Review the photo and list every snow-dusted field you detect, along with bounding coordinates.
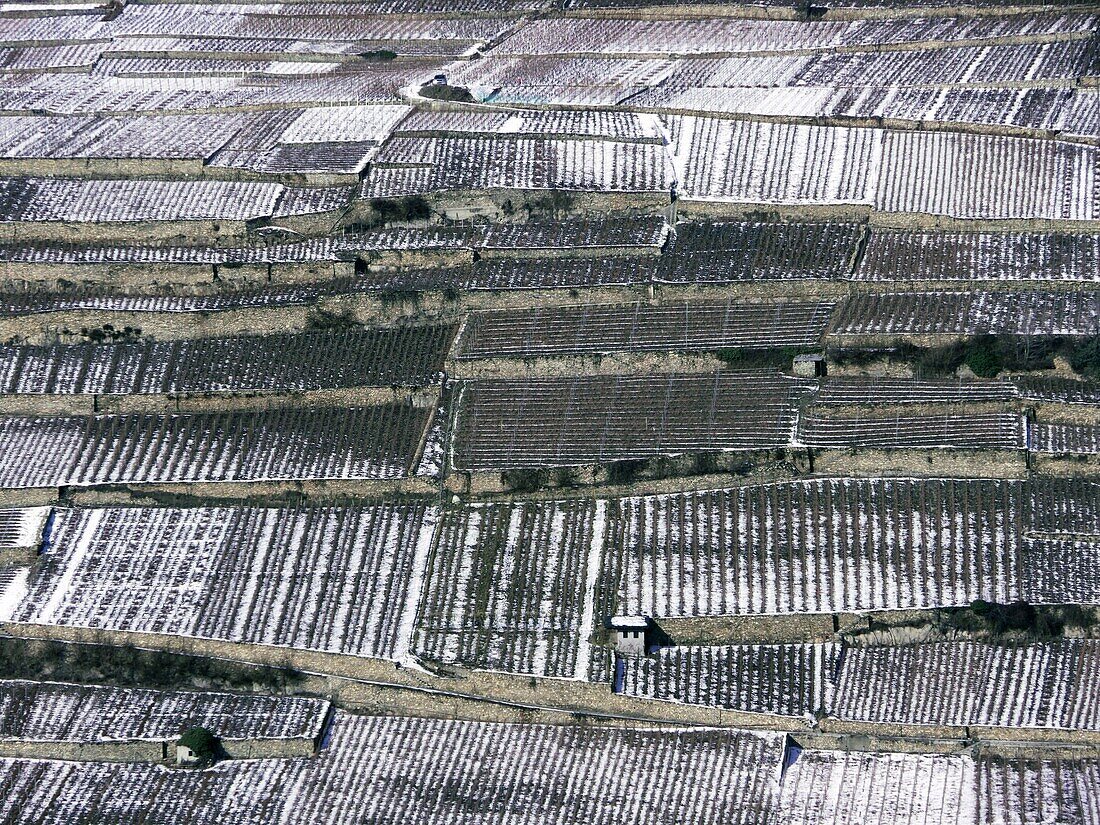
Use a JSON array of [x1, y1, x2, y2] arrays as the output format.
[[856, 231, 1100, 284], [832, 640, 1100, 730], [781, 749, 977, 825], [0, 680, 329, 744], [0, 405, 433, 488], [415, 499, 607, 680], [452, 372, 813, 470], [367, 134, 674, 197], [797, 412, 1027, 451], [3, 505, 438, 662], [0, 507, 48, 551], [669, 116, 1099, 223], [0, 327, 450, 395], [621, 643, 839, 719], [1030, 423, 1100, 456], [454, 299, 837, 358], [834, 291, 1100, 337], [597, 478, 1098, 618], [0, 714, 787, 825]]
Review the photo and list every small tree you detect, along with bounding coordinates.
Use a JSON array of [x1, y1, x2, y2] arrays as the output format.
[[1069, 335, 1100, 381], [177, 727, 219, 765], [964, 335, 1003, 378]]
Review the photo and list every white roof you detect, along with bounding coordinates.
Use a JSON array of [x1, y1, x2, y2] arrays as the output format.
[[610, 615, 649, 629]]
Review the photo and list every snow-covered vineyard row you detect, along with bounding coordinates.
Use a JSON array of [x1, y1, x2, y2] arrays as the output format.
[[453, 300, 837, 358], [0, 711, 1096, 824], [814, 377, 1019, 406], [0, 326, 451, 395], [0, 178, 351, 224], [359, 257, 658, 292], [1030, 422, 1100, 456], [0, 2, 518, 51], [621, 643, 840, 719], [0, 282, 360, 317], [613, 639, 1100, 729], [630, 85, 1097, 138], [596, 479, 1098, 618], [452, 294, 1097, 360], [5, 504, 437, 661], [479, 214, 667, 250], [451, 372, 814, 471], [834, 290, 1100, 337], [0, 680, 329, 744], [0, 714, 786, 825], [781, 750, 977, 825], [398, 109, 664, 144], [3, 222, 1094, 285], [414, 499, 603, 680], [0, 105, 409, 170], [450, 372, 1097, 470], [977, 754, 1100, 825], [0, 215, 655, 270], [833, 640, 1100, 730], [367, 135, 674, 197], [784, 749, 1100, 825], [0, 478, 1094, 675], [491, 14, 1097, 56], [668, 117, 1099, 223], [105, 4, 511, 43], [796, 412, 1027, 451], [0, 507, 46, 551], [856, 230, 1100, 283], [0, 225, 478, 265], [659, 220, 861, 282], [1015, 376, 1100, 406], [0, 69, 423, 115], [646, 41, 1094, 90], [0, 404, 431, 489]]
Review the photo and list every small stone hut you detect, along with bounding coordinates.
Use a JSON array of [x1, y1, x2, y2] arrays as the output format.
[[608, 616, 651, 656]]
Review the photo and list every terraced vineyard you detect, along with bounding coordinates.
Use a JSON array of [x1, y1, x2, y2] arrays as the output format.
[[0, 681, 329, 743], [0, 0, 1098, 819], [656, 221, 861, 283], [797, 412, 1026, 451], [415, 500, 604, 680], [0, 714, 787, 825], [369, 134, 673, 197], [1030, 423, 1100, 455], [595, 479, 1096, 618], [780, 750, 977, 825], [976, 755, 1100, 825], [833, 291, 1100, 337], [814, 378, 1019, 406], [832, 640, 1100, 730], [0, 327, 452, 395], [454, 300, 836, 358], [362, 257, 657, 292], [621, 643, 838, 718], [0, 508, 45, 553], [4, 505, 438, 661], [451, 372, 813, 470], [856, 231, 1100, 283], [480, 215, 667, 251], [0, 405, 434, 488]]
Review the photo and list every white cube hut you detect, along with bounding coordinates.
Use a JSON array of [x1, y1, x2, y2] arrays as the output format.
[[793, 353, 826, 377], [609, 616, 650, 656]]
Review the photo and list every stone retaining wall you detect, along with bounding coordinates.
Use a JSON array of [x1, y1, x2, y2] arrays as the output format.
[[60, 477, 439, 507], [811, 448, 1027, 479], [0, 386, 440, 416]]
